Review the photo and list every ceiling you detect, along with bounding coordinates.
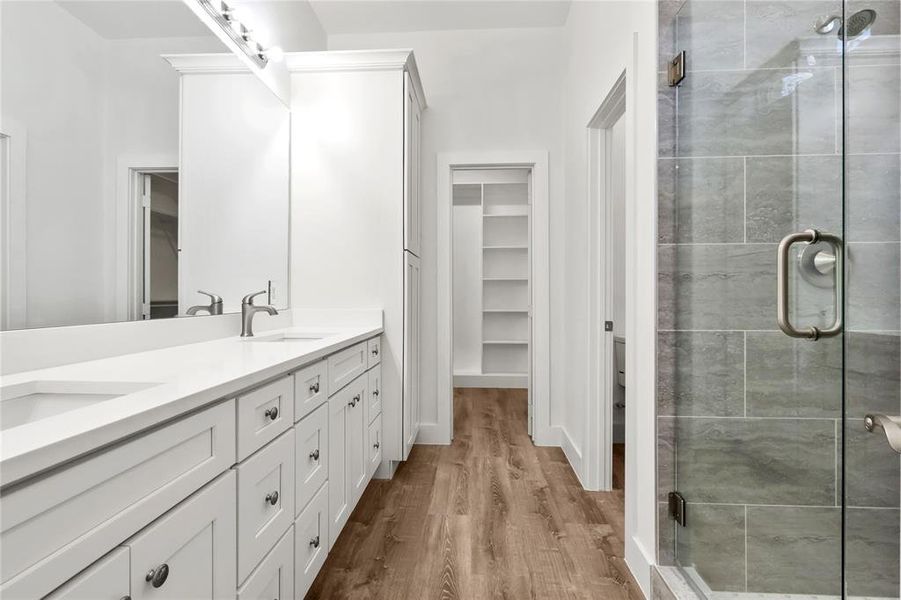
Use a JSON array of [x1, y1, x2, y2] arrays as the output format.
[[57, 1, 217, 40], [308, 0, 572, 35]]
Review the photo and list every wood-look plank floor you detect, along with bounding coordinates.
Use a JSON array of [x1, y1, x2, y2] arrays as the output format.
[[307, 388, 642, 600]]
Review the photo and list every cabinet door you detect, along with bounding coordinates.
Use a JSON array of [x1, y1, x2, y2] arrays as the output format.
[[347, 375, 367, 505], [236, 526, 293, 600], [403, 252, 421, 459], [45, 548, 129, 600], [366, 363, 382, 424], [295, 402, 328, 517], [294, 483, 329, 599], [236, 429, 295, 584], [125, 472, 236, 600], [327, 390, 349, 544], [367, 415, 383, 480], [403, 71, 422, 256]]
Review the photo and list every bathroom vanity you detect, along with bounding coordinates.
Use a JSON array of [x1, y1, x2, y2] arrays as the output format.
[[0, 326, 383, 599]]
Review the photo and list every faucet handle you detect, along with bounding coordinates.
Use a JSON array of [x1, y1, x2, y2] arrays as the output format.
[[196, 290, 222, 304], [242, 290, 268, 306]]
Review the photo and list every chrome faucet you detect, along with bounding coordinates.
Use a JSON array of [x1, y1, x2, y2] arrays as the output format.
[[186, 290, 223, 316], [241, 290, 278, 337]]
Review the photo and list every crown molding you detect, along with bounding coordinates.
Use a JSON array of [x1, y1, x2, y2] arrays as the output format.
[[285, 49, 427, 108], [163, 53, 252, 74]]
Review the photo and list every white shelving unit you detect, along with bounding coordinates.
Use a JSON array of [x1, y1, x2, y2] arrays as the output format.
[[451, 168, 530, 388]]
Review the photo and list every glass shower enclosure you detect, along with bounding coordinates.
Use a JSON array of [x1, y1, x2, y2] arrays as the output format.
[[657, 0, 900, 597]]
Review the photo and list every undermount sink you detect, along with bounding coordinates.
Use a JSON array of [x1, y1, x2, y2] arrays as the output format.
[[247, 332, 335, 343], [0, 380, 159, 431]]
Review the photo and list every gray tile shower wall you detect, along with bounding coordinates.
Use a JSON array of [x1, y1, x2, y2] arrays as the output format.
[[656, 1, 900, 597]]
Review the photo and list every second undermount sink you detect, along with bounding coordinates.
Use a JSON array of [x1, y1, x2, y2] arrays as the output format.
[[0, 380, 159, 431], [247, 332, 335, 343]]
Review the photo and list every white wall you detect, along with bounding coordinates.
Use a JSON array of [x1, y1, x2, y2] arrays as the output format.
[[452, 203, 482, 375], [560, 1, 658, 593], [328, 27, 566, 431]]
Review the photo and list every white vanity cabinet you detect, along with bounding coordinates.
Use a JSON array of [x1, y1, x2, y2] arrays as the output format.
[[290, 50, 426, 474], [10, 332, 384, 600]]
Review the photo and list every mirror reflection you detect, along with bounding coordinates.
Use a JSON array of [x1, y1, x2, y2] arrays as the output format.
[[0, 0, 290, 331]]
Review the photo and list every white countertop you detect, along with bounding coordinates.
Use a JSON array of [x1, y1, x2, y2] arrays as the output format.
[[0, 324, 382, 488]]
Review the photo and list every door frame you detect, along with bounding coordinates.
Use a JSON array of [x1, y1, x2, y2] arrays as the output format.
[[0, 121, 28, 330], [117, 157, 177, 321], [587, 71, 628, 491], [433, 151, 551, 445]]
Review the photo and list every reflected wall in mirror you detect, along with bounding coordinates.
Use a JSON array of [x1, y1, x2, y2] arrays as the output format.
[[0, 0, 290, 331]]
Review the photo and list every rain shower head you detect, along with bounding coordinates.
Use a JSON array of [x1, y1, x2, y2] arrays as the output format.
[[815, 9, 877, 38]]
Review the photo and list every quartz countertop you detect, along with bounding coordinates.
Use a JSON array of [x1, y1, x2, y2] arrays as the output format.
[[0, 324, 382, 488]]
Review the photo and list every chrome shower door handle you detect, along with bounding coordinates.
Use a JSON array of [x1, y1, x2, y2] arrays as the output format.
[[777, 229, 843, 340], [864, 414, 901, 454]]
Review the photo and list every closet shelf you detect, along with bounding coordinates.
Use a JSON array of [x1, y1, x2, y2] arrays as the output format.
[[482, 340, 528, 345], [483, 308, 528, 313], [482, 277, 528, 281], [483, 212, 528, 218], [482, 245, 528, 250]]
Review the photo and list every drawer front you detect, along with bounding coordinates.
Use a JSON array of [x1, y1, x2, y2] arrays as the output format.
[[0, 400, 235, 600], [327, 342, 367, 396], [367, 415, 383, 479], [236, 429, 295, 584], [367, 363, 382, 424], [45, 547, 129, 600], [237, 376, 294, 461], [367, 336, 382, 368], [126, 471, 236, 600], [294, 359, 327, 421], [294, 483, 329, 600], [237, 525, 294, 600], [295, 402, 328, 518]]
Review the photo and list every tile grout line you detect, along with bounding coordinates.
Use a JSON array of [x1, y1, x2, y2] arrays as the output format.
[[743, 331, 748, 417], [743, 156, 748, 243], [744, 504, 749, 592]]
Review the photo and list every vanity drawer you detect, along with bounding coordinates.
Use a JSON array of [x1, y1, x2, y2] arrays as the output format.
[[294, 359, 327, 421], [236, 375, 294, 461], [367, 415, 383, 478], [295, 402, 328, 518], [236, 428, 295, 584], [237, 525, 294, 600], [327, 342, 367, 396], [367, 336, 382, 368], [45, 547, 130, 600], [367, 363, 382, 424], [0, 400, 235, 600], [294, 482, 329, 600]]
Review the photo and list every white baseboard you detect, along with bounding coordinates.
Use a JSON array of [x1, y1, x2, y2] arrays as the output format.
[[453, 373, 527, 388], [559, 425, 585, 487], [416, 422, 451, 445], [626, 534, 654, 599]]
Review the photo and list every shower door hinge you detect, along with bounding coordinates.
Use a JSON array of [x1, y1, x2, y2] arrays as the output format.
[[668, 491, 687, 527], [668, 51, 686, 87]]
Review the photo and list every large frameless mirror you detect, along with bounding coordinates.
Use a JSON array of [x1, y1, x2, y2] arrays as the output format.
[[0, 0, 290, 331]]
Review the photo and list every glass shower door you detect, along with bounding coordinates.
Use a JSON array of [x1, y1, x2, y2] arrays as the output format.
[[657, 0, 898, 597], [842, 0, 900, 597]]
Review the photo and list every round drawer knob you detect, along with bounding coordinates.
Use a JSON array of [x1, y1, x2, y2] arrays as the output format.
[[121, 596, 132, 600], [264, 406, 279, 420], [372, 347, 379, 355], [309, 448, 320, 461], [145, 564, 169, 588], [373, 389, 379, 397], [265, 490, 279, 505], [309, 382, 320, 394], [373, 441, 380, 449], [309, 535, 320, 548]]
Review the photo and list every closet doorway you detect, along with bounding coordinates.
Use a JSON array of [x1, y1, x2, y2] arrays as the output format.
[[436, 152, 550, 447], [452, 168, 533, 433]]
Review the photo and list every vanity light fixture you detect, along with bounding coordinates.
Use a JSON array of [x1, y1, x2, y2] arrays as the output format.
[[197, 0, 283, 68]]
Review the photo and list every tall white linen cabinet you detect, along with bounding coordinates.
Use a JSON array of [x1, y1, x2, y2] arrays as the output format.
[[288, 50, 425, 476]]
